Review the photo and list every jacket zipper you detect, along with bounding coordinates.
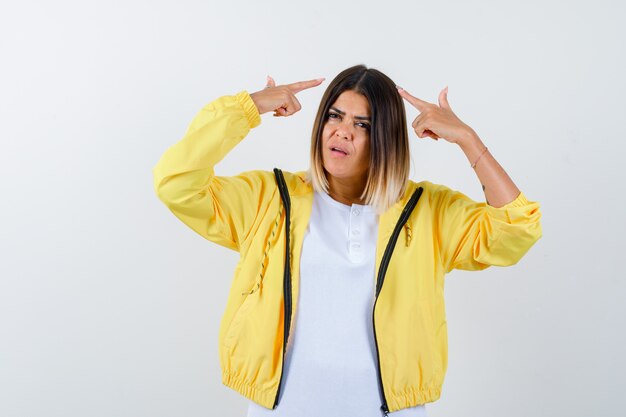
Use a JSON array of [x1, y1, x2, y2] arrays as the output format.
[[272, 168, 423, 413], [272, 168, 292, 409], [373, 187, 423, 416]]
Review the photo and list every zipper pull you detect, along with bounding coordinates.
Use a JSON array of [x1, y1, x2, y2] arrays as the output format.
[[380, 404, 390, 416]]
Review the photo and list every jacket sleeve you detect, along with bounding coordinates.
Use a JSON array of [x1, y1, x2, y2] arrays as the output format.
[[152, 91, 264, 252], [432, 183, 543, 273]]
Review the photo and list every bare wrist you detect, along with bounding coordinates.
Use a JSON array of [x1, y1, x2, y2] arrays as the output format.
[[458, 131, 487, 165]]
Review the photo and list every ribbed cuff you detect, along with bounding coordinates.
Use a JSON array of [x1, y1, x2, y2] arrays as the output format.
[[496, 191, 529, 209], [234, 90, 262, 129], [485, 191, 540, 224]]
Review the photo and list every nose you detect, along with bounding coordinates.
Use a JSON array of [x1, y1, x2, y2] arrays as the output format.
[[335, 120, 354, 140]]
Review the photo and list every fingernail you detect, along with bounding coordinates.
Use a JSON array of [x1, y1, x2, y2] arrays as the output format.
[[316, 77, 326, 81], [396, 85, 403, 90]]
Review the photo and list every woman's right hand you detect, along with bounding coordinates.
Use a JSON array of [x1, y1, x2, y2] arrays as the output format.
[[250, 76, 325, 117]]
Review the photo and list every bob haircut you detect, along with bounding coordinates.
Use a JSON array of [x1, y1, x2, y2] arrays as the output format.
[[305, 64, 411, 215]]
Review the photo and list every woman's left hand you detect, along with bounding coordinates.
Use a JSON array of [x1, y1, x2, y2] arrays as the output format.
[[397, 86, 476, 146]]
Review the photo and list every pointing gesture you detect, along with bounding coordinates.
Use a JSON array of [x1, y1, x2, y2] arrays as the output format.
[[397, 86, 476, 145], [250, 75, 326, 117]]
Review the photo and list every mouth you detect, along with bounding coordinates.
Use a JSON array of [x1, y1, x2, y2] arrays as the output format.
[[329, 145, 349, 156]]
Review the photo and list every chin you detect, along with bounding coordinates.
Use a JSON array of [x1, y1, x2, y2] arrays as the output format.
[[323, 164, 355, 181], [322, 152, 367, 181]]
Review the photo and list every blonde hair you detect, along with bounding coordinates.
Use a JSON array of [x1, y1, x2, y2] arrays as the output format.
[[306, 64, 411, 215]]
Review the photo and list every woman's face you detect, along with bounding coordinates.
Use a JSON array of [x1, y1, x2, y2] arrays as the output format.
[[321, 90, 372, 185]]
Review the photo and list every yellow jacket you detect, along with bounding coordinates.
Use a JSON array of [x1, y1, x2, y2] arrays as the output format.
[[152, 91, 543, 414]]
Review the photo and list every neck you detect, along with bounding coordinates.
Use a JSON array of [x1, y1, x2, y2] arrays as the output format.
[[327, 175, 367, 206]]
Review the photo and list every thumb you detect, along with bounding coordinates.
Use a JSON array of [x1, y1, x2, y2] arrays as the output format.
[[438, 86, 450, 109], [266, 75, 276, 89]]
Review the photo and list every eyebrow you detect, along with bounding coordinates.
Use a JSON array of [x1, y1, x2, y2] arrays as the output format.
[[329, 107, 371, 121]]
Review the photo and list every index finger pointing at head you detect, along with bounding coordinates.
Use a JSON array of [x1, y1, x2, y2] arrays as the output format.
[[287, 78, 326, 94], [397, 87, 429, 111]]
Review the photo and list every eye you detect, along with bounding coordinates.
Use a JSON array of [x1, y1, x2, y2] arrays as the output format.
[[326, 112, 370, 131]]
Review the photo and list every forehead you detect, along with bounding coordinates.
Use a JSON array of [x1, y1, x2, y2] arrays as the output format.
[[331, 90, 370, 115]]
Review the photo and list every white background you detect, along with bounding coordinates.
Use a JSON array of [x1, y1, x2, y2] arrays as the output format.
[[1, 0, 624, 416]]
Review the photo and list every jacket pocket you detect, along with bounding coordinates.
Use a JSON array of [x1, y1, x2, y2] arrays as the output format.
[[223, 286, 257, 350], [414, 297, 439, 363], [419, 296, 447, 377]]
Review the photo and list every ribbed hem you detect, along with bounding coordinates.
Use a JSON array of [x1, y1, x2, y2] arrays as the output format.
[[386, 385, 442, 412], [222, 370, 276, 410], [222, 369, 442, 412], [234, 90, 262, 129]]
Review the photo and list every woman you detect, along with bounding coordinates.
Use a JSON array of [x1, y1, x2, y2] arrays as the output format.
[[152, 65, 542, 416]]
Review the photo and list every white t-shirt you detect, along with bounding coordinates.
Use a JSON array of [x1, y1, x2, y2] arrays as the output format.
[[247, 190, 428, 417]]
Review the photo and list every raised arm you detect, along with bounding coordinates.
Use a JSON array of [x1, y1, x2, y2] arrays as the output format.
[[152, 77, 325, 251], [397, 86, 542, 272]]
